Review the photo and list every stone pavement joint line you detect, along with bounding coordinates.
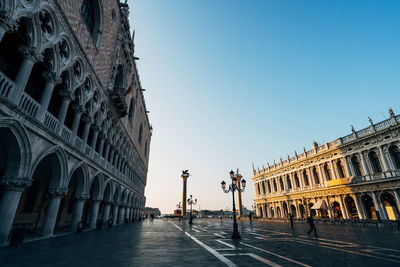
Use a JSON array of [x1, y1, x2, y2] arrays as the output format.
[[240, 242, 312, 267], [251, 226, 400, 264], [222, 253, 282, 267], [169, 221, 238, 267]]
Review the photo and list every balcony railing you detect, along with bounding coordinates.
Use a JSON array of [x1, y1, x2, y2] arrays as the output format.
[[61, 126, 72, 142], [44, 112, 59, 133], [19, 93, 40, 117], [0, 70, 142, 191], [0, 71, 14, 98]]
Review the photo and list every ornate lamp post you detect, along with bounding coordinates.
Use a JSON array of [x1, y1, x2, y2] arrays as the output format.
[[187, 195, 197, 224], [221, 170, 246, 239]]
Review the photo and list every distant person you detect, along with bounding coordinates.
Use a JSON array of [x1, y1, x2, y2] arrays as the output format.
[[249, 212, 253, 223], [150, 214, 154, 221], [307, 214, 318, 237], [289, 214, 294, 230]]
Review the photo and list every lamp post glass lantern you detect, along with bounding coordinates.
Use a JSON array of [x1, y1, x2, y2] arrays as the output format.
[[221, 170, 246, 239], [187, 195, 197, 224]]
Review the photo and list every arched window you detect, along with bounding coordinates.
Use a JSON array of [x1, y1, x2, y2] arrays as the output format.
[[286, 175, 292, 189], [336, 159, 345, 178], [138, 123, 143, 145], [81, 0, 102, 45], [262, 182, 266, 194], [267, 181, 271, 193], [368, 151, 382, 173], [303, 170, 309, 186], [324, 163, 331, 181], [273, 180, 277, 191], [279, 178, 284, 191], [351, 155, 363, 176], [389, 145, 400, 169], [128, 98, 135, 125], [257, 183, 261, 195]]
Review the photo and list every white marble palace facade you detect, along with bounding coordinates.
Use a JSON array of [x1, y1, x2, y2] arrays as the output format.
[[0, 0, 152, 246], [253, 108, 400, 221]]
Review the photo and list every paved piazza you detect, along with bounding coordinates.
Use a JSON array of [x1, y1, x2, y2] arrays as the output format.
[[1, 219, 400, 266]]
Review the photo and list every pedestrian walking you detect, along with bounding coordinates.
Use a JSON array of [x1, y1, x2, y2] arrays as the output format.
[[307, 214, 318, 237], [249, 212, 253, 223], [289, 214, 294, 229]]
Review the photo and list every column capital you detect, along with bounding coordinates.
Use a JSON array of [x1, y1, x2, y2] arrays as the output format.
[[59, 89, 74, 101], [43, 71, 62, 84], [72, 104, 85, 114], [74, 193, 90, 200], [92, 196, 103, 202], [18, 45, 43, 62], [0, 11, 18, 32], [49, 187, 68, 197], [82, 114, 93, 124], [0, 176, 32, 191], [93, 126, 101, 133]]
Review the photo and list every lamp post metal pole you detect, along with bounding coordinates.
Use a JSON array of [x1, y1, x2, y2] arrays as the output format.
[[231, 180, 240, 239]]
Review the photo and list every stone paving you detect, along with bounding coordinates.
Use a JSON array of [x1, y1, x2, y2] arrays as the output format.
[[1, 218, 400, 266]]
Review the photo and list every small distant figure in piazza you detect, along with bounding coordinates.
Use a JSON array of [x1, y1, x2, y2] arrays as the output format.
[[249, 211, 253, 223], [307, 214, 318, 238], [289, 214, 294, 230]]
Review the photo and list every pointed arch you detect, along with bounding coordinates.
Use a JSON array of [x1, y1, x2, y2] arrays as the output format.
[[29, 146, 67, 188], [0, 117, 32, 178]]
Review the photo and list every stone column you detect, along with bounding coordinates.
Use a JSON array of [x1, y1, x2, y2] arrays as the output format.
[[379, 146, 391, 172], [338, 195, 349, 219], [56, 91, 73, 135], [125, 207, 130, 222], [70, 105, 84, 142], [393, 190, 400, 214], [89, 127, 99, 157], [372, 192, 387, 220], [12, 46, 42, 104], [97, 134, 106, 159], [112, 204, 119, 225], [103, 141, 111, 161], [41, 188, 67, 237], [353, 194, 366, 219], [118, 206, 125, 224], [318, 164, 327, 185], [360, 152, 370, 175], [344, 156, 353, 177], [70, 194, 89, 232], [89, 199, 101, 229], [261, 204, 266, 218], [36, 72, 62, 122], [307, 168, 314, 186], [295, 201, 301, 218], [0, 177, 31, 246], [324, 197, 334, 219], [329, 161, 338, 180], [102, 202, 111, 225], [181, 174, 189, 217], [109, 147, 115, 164], [81, 115, 92, 147]]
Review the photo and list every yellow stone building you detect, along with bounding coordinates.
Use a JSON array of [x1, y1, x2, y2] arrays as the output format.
[[253, 108, 400, 221]]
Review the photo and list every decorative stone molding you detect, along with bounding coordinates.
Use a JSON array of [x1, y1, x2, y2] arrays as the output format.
[[43, 71, 62, 85], [48, 187, 68, 197], [0, 176, 32, 191], [0, 11, 18, 33], [18, 46, 43, 62], [74, 193, 90, 201]]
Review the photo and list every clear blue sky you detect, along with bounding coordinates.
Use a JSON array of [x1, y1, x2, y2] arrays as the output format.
[[128, 0, 400, 213]]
